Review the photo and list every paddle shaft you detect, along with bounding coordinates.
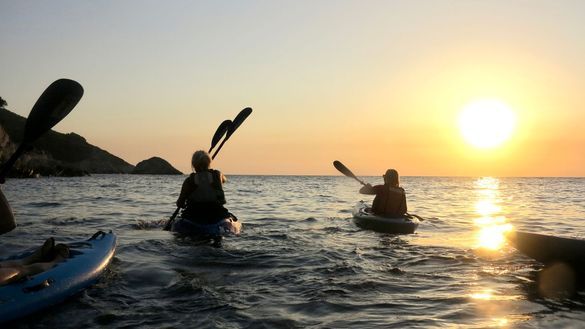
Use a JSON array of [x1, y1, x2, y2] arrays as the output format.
[[0, 145, 27, 183]]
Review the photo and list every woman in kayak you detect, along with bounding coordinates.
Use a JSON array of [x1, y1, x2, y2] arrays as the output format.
[[176, 150, 229, 224], [0, 188, 70, 285], [359, 169, 407, 217]]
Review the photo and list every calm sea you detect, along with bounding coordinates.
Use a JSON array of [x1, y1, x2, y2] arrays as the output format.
[[2, 175, 585, 328]]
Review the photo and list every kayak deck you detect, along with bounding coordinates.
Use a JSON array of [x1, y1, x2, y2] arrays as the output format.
[[171, 215, 242, 237], [352, 201, 419, 234], [506, 230, 585, 271], [0, 231, 117, 324]]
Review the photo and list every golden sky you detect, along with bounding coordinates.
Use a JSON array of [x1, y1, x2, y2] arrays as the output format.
[[1, 1, 584, 176]]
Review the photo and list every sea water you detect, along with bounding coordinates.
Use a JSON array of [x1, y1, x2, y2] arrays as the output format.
[[2, 175, 585, 328]]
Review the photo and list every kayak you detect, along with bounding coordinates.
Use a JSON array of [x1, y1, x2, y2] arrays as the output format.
[[0, 231, 117, 324], [171, 215, 242, 237], [352, 201, 419, 234], [506, 230, 585, 271]]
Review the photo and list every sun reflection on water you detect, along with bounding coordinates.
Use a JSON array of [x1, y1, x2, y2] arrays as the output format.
[[473, 177, 514, 251]]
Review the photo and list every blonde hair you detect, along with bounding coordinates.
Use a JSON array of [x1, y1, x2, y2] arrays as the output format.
[[383, 169, 400, 187], [191, 150, 211, 172]]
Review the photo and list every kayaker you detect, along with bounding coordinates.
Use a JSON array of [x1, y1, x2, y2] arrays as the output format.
[[176, 150, 229, 224], [359, 169, 407, 217]]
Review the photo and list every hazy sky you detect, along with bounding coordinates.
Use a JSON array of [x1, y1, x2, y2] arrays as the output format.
[[1, 1, 584, 176]]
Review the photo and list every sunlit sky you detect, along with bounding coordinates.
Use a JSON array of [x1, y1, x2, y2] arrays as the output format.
[[1, 1, 584, 176]]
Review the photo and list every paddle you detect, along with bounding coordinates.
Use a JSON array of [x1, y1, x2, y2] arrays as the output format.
[[0, 79, 84, 183], [333, 160, 427, 221], [209, 120, 232, 153], [211, 107, 252, 160], [163, 107, 253, 231], [333, 160, 368, 186]]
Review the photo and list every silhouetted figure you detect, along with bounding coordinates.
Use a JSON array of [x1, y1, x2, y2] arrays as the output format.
[[176, 150, 229, 224], [359, 169, 407, 217], [0, 188, 15, 234]]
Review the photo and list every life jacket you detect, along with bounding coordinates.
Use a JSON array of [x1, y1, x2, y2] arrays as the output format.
[[372, 186, 406, 217], [186, 170, 226, 205]]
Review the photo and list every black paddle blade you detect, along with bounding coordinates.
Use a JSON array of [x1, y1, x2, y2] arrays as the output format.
[[23, 79, 84, 143], [211, 107, 253, 159], [226, 107, 252, 138], [333, 160, 367, 186], [0, 79, 83, 183], [209, 120, 232, 153], [333, 160, 356, 179]]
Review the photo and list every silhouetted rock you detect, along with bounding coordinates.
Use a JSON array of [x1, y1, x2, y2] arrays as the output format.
[[0, 108, 134, 178], [131, 157, 182, 175]]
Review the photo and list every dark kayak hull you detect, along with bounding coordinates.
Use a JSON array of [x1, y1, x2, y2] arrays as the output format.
[[506, 231, 585, 270], [352, 201, 419, 234], [171, 216, 242, 237], [0, 231, 117, 324]]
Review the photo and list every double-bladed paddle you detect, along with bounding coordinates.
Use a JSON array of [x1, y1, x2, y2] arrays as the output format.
[[163, 107, 253, 231], [211, 107, 252, 160], [333, 160, 428, 221], [209, 120, 232, 154], [0, 79, 84, 183]]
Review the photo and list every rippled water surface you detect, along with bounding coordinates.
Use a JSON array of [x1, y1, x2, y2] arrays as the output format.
[[2, 175, 585, 328]]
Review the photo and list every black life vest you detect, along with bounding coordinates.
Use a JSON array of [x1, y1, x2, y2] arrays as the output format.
[[186, 169, 226, 205]]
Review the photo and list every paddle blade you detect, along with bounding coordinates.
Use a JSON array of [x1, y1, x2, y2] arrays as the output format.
[[333, 160, 356, 179], [333, 160, 367, 186], [226, 107, 252, 138], [209, 120, 232, 153], [23, 79, 84, 143], [211, 107, 253, 159]]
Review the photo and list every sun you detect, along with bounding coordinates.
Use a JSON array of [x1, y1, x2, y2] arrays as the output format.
[[458, 99, 517, 149]]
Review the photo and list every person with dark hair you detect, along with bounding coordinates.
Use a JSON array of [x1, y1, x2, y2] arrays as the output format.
[[359, 169, 407, 217], [176, 150, 229, 224]]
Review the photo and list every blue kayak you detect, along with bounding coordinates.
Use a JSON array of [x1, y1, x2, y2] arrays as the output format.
[[352, 201, 419, 234], [0, 231, 117, 324], [171, 215, 242, 237]]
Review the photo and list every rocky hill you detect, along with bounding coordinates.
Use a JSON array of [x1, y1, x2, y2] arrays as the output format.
[[0, 108, 134, 177], [131, 157, 182, 175]]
